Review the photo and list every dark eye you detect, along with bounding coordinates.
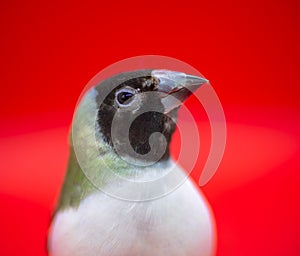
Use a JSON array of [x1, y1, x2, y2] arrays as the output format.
[[115, 88, 136, 106]]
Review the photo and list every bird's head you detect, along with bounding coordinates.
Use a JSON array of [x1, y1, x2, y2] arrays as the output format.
[[93, 69, 208, 166]]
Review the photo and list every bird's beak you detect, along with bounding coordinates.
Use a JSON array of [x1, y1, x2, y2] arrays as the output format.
[[152, 69, 209, 113]]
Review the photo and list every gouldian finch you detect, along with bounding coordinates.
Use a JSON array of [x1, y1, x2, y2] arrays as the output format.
[[48, 69, 216, 256]]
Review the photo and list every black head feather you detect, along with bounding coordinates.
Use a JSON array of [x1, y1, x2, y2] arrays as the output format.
[[95, 70, 178, 163]]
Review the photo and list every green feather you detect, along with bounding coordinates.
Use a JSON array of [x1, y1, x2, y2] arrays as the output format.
[[56, 88, 135, 211], [56, 146, 97, 210]]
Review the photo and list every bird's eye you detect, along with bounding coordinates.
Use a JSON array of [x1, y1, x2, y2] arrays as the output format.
[[115, 88, 136, 107]]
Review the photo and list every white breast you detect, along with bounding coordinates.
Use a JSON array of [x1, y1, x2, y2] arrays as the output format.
[[49, 176, 216, 256]]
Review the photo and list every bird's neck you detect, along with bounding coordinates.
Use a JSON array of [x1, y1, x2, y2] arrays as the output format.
[[56, 143, 174, 212]]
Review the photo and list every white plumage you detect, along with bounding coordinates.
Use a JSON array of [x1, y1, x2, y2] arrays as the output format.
[[49, 164, 215, 256]]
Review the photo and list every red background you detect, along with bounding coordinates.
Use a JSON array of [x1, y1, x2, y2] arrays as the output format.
[[0, 0, 300, 255]]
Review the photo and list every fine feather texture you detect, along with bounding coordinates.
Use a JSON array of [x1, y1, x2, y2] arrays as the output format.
[[49, 164, 215, 256], [49, 70, 215, 255]]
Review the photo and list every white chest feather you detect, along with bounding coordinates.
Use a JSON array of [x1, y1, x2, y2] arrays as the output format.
[[49, 178, 215, 256]]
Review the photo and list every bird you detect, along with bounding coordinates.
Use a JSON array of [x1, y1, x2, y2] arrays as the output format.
[[48, 69, 216, 256]]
